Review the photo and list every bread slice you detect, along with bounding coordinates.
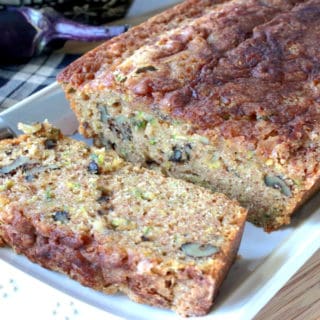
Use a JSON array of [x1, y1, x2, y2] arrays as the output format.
[[0, 122, 246, 316], [57, 0, 320, 231]]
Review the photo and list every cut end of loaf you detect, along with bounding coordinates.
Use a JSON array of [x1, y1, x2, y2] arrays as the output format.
[[0, 121, 247, 316]]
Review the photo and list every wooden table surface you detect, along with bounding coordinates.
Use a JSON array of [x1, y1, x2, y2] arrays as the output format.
[[61, 7, 320, 320], [255, 249, 320, 320]]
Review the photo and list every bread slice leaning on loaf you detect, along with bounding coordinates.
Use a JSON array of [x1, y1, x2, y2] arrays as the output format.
[[0, 122, 247, 317], [58, 0, 320, 231]]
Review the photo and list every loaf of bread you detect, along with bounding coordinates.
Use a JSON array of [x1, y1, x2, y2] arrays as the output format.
[[58, 0, 320, 231], [0, 122, 247, 316]]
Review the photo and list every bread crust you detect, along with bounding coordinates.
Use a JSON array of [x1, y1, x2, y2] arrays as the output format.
[[59, 0, 317, 157], [58, 0, 229, 87]]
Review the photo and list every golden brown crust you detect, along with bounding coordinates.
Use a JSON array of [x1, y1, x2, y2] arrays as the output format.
[[57, 0, 228, 87], [0, 208, 104, 288], [58, 0, 316, 160], [182, 0, 320, 155]]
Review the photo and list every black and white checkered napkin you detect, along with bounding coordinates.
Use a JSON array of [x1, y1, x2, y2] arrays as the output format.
[[0, 53, 79, 112]]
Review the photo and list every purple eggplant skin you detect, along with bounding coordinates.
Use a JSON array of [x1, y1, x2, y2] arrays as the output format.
[[1, 9, 37, 62], [0, 7, 129, 63]]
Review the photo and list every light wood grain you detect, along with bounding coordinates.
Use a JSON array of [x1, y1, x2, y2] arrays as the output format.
[[255, 249, 320, 320]]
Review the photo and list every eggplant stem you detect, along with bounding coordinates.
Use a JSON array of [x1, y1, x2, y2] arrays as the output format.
[[52, 20, 129, 41]]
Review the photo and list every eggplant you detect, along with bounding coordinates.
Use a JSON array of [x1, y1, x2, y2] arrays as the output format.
[[0, 0, 132, 26], [0, 6, 128, 62]]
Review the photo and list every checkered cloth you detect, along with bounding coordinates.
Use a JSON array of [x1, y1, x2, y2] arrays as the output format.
[[0, 53, 79, 112]]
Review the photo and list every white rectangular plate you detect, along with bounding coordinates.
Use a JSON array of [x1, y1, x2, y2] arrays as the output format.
[[0, 83, 319, 320]]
